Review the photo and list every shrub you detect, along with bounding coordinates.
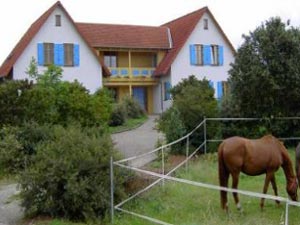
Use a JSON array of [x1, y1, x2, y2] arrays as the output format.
[[109, 103, 126, 126], [0, 79, 32, 126], [158, 107, 186, 154], [19, 125, 126, 221], [0, 123, 53, 174], [121, 96, 144, 119], [0, 126, 23, 174]]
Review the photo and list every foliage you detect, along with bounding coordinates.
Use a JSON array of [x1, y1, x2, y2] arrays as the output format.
[[229, 17, 300, 118], [121, 95, 145, 119], [0, 123, 53, 174], [0, 79, 33, 125], [225, 17, 300, 138], [109, 103, 127, 126], [158, 107, 186, 154], [170, 75, 217, 131], [109, 95, 145, 127], [20, 125, 126, 221], [0, 59, 113, 127], [92, 88, 114, 124], [159, 76, 218, 153]]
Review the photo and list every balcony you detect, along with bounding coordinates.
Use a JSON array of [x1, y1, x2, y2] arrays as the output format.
[[109, 67, 155, 78]]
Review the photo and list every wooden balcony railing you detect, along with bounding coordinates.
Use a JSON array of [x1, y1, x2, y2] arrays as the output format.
[[109, 67, 155, 78]]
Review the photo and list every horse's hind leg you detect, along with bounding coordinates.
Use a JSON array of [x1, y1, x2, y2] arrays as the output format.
[[220, 172, 229, 211], [231, 172, 242, 211], [270, 175, 280, 205]]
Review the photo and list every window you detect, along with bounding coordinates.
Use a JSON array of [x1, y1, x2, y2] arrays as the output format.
[[190, 44, 223, 66], [37, 43, 79, 67], [164, 82, 171, 100], [211, 45, 219, 65], [195, 44, 203, 65], [217, 81, 228, 99], [55, 15, 61, 27], [204, 19, 208, 30], [44, 43, 54, 65], [64, 43, 74, 66], [104, 52, 117, 67]]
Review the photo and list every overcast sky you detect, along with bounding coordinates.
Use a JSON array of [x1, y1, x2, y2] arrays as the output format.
[[1, 0, 300, 64]]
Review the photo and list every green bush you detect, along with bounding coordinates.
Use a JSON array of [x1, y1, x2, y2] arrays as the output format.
[[121, 96, 144, 119], [0, 123, 53, 174], [109, 103, 126, 126], [0, 126, 24, 174], [0, 79, 32, 125], [20, 125, 126, 221], [158, 107, 186, 154]]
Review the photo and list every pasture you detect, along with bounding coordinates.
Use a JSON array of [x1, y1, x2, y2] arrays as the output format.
[[113, 151, 300, 225]]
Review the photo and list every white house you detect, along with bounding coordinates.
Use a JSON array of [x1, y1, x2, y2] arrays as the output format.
[[0, 1, 235, 113]]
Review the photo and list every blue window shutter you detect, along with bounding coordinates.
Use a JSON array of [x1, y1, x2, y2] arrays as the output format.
[[37, 43, 44, 66], [217, 81, 223, 99], [58, 44, 64, 66], [54, 44, 64, 66], [73, 44, 80, 66], [189, 45, 196, 65], [209, 81, 214, 88], [203, 45, 211, 65], [218, 45, 224, 66]]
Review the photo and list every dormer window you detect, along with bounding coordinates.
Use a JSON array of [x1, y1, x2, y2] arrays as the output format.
[[204, 19, 208, 30], [55, 15, 61, 27]]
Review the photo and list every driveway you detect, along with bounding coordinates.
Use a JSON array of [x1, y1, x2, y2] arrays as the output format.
[[0, 184, 23, 225], [112, 115, 164, 167]]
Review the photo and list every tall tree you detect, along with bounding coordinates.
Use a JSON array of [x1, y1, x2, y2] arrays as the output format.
[[229, 17, 300, 118]]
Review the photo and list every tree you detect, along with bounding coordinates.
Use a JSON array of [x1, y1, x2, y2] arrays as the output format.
[[229, 17, 300, 118], [159, 75, 218, 153], [171, 75, 217, 131]]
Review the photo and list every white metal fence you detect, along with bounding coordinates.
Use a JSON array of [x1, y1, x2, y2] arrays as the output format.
[[110, 117, 300, 225]]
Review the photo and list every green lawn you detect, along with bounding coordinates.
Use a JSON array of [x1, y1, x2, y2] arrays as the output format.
[[113, 151, 300, 225]]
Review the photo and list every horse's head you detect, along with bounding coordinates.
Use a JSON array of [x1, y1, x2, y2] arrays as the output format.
[[287, 178, 298, 201]]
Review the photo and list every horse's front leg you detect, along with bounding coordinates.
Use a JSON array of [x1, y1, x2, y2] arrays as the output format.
[[270, 175, 280, 205], [261, 172, 273, 209], [231, 172, 242, 211]]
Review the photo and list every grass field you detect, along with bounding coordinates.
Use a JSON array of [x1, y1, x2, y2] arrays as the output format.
[[113, 151, 300, 225]]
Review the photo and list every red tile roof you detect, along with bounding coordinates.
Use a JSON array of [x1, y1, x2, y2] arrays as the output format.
[[76, 23, 171, 49], [0, 1, 110, 77], [154, 7, 236, 76]]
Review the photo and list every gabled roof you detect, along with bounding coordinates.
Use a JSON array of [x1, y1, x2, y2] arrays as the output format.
[[0, 1, 110, 77], [154, 7, 236, 76], [76, 23, 171, 49]]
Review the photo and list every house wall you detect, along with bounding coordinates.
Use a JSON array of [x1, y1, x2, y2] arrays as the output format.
[[13, 7, 102, 93], [170, 12, 235, 98], [153, 73, 171, 114]]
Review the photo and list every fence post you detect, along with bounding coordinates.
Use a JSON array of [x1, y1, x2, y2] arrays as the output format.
[[204, 117, 207, 154], [162, 146, 165, 186], [285, 201, 289, 225], [110, 156, 114, 223], [186, 136, 189, 171]]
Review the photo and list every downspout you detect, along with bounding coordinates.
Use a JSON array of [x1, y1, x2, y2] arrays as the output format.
[[160, 81, 164, 113]]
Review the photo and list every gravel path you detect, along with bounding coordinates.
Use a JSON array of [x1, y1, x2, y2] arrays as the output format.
[[112, 115, 164, 167], [0, 184, 23, 225]]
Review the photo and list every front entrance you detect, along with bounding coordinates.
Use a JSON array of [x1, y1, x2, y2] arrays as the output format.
[[132, 87, 147, 111]]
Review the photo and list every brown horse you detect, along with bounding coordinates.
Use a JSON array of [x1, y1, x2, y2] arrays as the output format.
[[218, 135, 298, 211], [296, 143, 300, 187]]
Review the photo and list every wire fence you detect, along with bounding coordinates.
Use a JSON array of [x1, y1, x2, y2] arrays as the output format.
[[111, 117, 300, 225]]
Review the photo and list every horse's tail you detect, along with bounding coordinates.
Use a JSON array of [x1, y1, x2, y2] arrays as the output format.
[[218, 142, 229, 210]]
